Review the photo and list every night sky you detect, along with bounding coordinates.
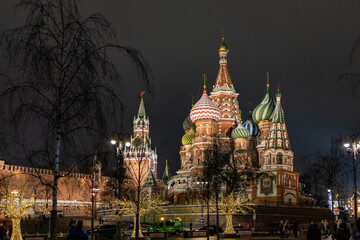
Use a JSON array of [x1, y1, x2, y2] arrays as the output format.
[[0, 0, 360, 176]]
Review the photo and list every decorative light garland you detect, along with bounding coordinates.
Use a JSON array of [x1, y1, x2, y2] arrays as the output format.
[[210, 192, 256, 234], [0, 188, 50, 240], [112, 193, 169, 237]]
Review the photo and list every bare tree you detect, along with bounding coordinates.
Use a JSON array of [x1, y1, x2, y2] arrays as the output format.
[[202, 141, 254, 240], [0, 0, 152, 239], [301, 136, 349, 205]]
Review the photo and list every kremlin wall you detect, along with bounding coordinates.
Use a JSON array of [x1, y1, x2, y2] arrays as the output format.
[[0, 160, 109, 216]]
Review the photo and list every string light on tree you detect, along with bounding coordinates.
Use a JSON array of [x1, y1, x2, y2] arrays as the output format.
[[0, 189, 49, 240], [112, 193, 168, 237], [211, 192, 256, 234]]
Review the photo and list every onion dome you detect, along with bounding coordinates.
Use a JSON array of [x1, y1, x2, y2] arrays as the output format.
[[252, 73, 275, 123], [181, 127, 195, 146], [231, 123, 250, 139], [243, 111, 260, 137], [190, 91, 220, 122], [183, 115, 196, 131], [218, 37, 228, 52]]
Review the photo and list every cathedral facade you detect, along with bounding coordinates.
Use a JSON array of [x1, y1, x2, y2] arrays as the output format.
[[166, 38, 300, 206]]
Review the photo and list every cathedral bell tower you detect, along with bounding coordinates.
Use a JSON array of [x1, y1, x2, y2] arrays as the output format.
[[210, 38, 242, 140]]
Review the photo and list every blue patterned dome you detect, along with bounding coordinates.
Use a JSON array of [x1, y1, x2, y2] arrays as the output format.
[[231, 124, 249, 139], [243, 113, 260, 137]]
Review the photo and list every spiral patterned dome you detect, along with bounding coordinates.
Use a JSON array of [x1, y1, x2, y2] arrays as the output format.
[[181, 128, 195, 146], [190, 92, 221, 122], [243, 114, 260, 137], [231, 124, 250, 139], [252, 89, 275, 123], [183, 115, 196, 131]]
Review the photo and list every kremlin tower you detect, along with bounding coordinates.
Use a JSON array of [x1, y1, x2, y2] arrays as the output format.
[[123, 92, 158, 185]]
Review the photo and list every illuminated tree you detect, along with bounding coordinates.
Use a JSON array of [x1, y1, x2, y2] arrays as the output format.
[[212, 192, 256, 234], [0, 189, 44, 240], [113, 193, 168, 237]]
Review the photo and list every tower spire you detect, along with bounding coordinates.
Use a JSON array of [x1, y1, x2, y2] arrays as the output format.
[[266, 72, 270, 91], [137, 91, 146, 118], [202, 73, 207, 94]]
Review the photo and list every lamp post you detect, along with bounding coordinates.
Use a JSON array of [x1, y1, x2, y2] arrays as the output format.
[[344, 135, 360, 226], [110, 139, 131, 199], [91, 187, 100, 240], [90, 151, 101, 240]]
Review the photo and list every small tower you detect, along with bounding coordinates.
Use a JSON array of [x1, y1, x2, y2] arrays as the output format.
[[253, 89, 299, 206], [252, 73, 275, 167], [190, 76, 221, 168], [243, 109, 260, 167], [90, 150, 102, 188], [180, 99, 196, 171], [263, 90, 294, 171], [231, 123, 251, 167], [210, 38, 242, 139], [143, 170, 159, 197], [161, 160, 172, 183], [133, 91, 149, 139]]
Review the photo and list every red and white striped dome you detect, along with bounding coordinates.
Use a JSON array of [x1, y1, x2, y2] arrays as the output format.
[[190, 92, 221, 122]]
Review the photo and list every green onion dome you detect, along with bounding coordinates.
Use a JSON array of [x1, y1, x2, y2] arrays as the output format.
[[183, 115, 196, 131], [252, 89, 275, 123], [231, 124, 250, 139], [181, 127, 195, 146]]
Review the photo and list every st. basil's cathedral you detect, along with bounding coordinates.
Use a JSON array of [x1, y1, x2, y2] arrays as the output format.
[[125, 38, 301, 206]]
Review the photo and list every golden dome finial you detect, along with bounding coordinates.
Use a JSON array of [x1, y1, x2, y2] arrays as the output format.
[[191, 94, 195, 107], [218, 32, 228, 52], [202, 73, 207, 93], [248, 102, 252, 115], [266, 72, 270, 91]]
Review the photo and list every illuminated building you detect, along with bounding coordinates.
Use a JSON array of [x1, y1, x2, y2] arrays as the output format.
[[167, 38, 300, 205]]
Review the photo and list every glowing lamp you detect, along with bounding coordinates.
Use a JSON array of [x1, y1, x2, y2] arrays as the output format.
[[160, 217, 165, 221], [125, 142, 131, 147], [111, 140, 117, 145], [344, 143, 350, 148]]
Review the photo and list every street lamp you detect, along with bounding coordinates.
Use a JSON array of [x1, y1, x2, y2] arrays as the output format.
[[344, 135, 360, 226], [110, 138, 130, 199]]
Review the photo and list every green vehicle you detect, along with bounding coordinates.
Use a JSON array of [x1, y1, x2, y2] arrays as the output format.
[[148, 217, 183, 234]]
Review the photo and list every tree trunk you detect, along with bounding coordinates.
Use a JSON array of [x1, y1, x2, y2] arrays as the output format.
[[224, 213, 235, 234], [11, 218, 22, 240], [207, 198, 210, 240], [50, 130, 61, 240], [216, 192, 220, 240], [132, 216, 143, 238]]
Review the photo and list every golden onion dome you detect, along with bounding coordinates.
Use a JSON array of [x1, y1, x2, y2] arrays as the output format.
[[218, 37, 228, 52]]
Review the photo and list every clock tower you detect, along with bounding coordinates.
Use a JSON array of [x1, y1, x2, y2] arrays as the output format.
[[123, 92, 158, 185]]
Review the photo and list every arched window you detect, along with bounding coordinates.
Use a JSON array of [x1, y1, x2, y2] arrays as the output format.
[[267, 153, 271, 164], [276, 152, 283, 164]]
